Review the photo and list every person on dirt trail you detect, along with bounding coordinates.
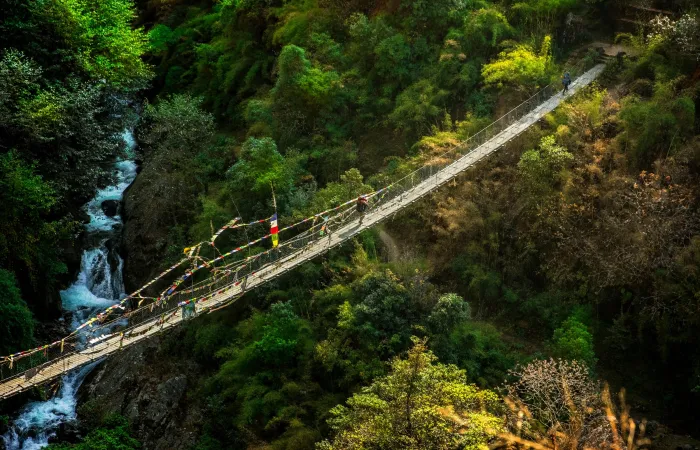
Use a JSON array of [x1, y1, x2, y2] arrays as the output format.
[[562, 72, 572, 94], [356, 195, 369, 225]]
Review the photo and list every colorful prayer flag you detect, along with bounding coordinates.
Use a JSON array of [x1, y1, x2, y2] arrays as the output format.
[[271, 213, 279, 248]]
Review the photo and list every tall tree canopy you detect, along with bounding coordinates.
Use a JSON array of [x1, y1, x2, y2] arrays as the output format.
[[318, 338, 503, 450]]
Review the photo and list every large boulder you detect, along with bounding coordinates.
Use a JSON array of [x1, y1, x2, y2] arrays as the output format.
[[101, 200, 121, 218], [50, 421, 85, 446]]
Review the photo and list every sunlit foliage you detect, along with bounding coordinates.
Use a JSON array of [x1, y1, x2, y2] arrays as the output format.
[[34, 0, 151, 88], [318, 338, 503, 450], [482, 36, 554, 92], [551, 315, 597, 367], [518, 134, 573, 196]]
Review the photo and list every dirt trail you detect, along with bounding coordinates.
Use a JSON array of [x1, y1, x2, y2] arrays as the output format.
[[378, 229, 400, 262]]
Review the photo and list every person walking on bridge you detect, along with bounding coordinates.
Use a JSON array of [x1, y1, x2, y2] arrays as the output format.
[[562, 72, 572, 94], [356, 195, 369, 226]]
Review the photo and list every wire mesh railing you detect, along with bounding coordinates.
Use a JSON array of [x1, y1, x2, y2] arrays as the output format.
[[0, 59, 605, 396]]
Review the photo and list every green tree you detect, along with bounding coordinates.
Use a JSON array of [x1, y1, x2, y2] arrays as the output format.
[[351, 270, 417, 355], [126, 95, 216, 271], [206, 302, 317, 439], [318, 338, 503, 450], [45, 414, 140, 450], [0, 50, 132, 200], [0, 0, 151, 88], [36, 0, 152, 87], [227, 137, 296, 205], [482, 36, 554, 92], [272, 45, 340, 140], [0, 49, 42, 125], [309, 168, 371, 212], [315, 270, 423, 387], [148, 24, 177, 57], [618, 81, 695, 167], [463, 8, 514, 55], [551, 315, 597, 367], [518, 135, 573, 195], [373, 34, 413, 87], [444, 322, 516, 388], [435, 33, 481, 102], [0, 152, 70, 293], [139, 94, 216, 172], [390, 80, 449, 136], [511, 0, 580, 39], [399, 0, 467, 40], [0, 269, 35, 356], [428, 293, 471, 336]]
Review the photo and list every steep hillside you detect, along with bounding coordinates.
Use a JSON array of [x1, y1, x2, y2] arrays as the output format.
[[21, 0, 700, 449]]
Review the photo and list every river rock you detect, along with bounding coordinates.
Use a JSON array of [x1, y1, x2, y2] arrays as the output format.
[[101, 200, 121, 217], [50, 421, 84, 445], [104, 238, 122, 273]]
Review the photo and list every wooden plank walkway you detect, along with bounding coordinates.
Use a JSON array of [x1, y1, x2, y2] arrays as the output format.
[[0, 64, 606, 401]]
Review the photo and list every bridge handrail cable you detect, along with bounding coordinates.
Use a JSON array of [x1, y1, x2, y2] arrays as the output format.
[[0, 58, 601, 393]]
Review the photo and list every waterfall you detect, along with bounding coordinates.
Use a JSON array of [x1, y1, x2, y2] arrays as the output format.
[[1, 131, 138, 450]]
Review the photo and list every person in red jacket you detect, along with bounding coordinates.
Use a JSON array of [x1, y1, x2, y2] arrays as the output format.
[[356, 195, 369, 225]]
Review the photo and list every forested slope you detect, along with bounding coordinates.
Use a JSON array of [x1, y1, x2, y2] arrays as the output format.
[[3, 0, 700, 449], [115, 0, 700, 448], [122, 0, 597, 285], [0, 0, 151, 363]]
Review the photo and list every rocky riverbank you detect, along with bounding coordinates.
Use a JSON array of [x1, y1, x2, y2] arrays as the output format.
[[76, 335, 205, 450]]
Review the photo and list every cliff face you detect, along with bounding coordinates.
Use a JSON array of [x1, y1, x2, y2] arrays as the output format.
[[78, 334, 204, 449], [121, 177, 160, 293], [121, 157, 199, 294]]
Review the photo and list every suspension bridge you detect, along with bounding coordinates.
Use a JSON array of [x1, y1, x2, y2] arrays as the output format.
[[0, 62, 606, 401]]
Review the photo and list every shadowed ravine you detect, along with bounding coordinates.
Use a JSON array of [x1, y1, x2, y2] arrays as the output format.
[[1, 131, 137, 450]]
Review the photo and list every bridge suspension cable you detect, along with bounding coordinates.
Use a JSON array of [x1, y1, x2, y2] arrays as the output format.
[[0, 61, 607, 400]]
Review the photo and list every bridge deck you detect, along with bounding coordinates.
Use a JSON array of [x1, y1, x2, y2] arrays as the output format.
[[0, 64, 606, 400]]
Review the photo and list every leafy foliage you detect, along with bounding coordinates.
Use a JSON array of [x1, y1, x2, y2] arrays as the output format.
[[203, 302, 318, 443], [0, 50, 131, 201], [0, 152, 71, 302], [125, 95, 216, 273], [23, 0, 700, 447], [0, 269, 35, 355], [440, 322, 517, 388], [139, 95, 216, 169], [318, 338, 503, 450], [0, 0, 150, 328], [618, 81, 695, 167], [34, 0, 151, 88], [428, 293, 471, 335], [551, 315, 597, 367], [482, 36, 554, 92], [390, 80, 449, 136], [518, 134, 574, 196], [45, 414, 140, 450], [228, 137, 295, 201]]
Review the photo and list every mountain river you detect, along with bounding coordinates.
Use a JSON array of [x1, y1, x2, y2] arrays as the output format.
[[1, 131, 138, 450]]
